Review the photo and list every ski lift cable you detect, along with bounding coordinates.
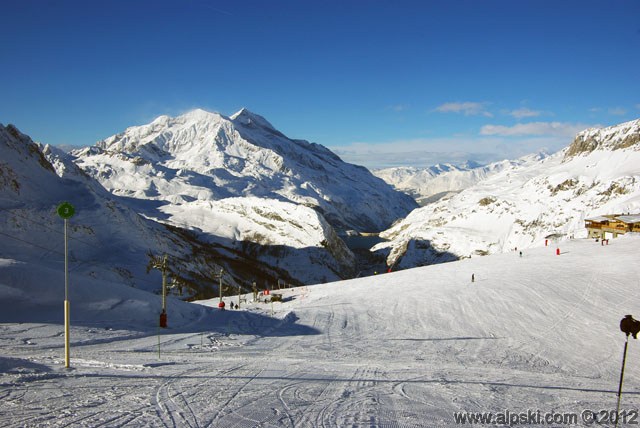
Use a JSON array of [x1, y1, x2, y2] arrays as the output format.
[[0, 229, 64, 256], [0, 229, 162, 288], [0, 207, 104, 248]]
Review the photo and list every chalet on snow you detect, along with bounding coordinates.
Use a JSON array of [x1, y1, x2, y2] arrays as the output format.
[[585, 214, 640, 239]]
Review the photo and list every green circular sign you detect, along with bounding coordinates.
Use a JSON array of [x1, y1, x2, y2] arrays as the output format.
[[57, 202, 75, 219]]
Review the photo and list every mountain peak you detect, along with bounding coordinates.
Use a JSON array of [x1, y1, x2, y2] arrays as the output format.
[[565, 118, 640, 158], [230, 108, 277, 132], [175, 109, 225, 124]]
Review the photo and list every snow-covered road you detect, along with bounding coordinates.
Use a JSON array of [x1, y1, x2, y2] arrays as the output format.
[[2, 236, 640, 427]]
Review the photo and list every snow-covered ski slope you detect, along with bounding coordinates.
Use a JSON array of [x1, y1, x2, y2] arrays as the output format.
[[1, 235, 639, 426]]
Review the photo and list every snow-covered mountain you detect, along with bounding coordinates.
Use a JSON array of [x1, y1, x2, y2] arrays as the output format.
[[373, 156, 547, 205], [0, 123, 355, 299], [0, 123, 203, 295], [374, 118, 640, 269], [67, 109, 417, 283], [72, 109, 417, 232]]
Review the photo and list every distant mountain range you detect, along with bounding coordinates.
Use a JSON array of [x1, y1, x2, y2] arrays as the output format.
[[373, 118, 640, 269], [3, 110, 638, 296], [373, 156, 547, 205]]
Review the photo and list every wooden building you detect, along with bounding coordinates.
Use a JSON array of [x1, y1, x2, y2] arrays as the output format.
[[585, 214, 640, 239]]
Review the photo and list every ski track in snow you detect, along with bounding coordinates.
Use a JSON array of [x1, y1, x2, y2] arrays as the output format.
[[2, 237, 640, 426]]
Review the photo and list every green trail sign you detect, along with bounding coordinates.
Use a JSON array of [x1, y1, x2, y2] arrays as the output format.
[[57, 202, 75, 219]]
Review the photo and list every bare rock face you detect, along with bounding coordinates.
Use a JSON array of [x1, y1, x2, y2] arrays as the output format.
[[565, 119, 640, 158]]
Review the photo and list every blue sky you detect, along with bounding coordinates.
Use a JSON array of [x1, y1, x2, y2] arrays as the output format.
[[2, 0, 639, 169]]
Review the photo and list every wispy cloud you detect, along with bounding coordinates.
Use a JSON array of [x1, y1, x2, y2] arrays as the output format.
[[508, 108, 542, 119], [330, 139, 497, 169], [591, 106, 631, 116], [328, 120, 599, 169], [329, 133, 569, 170], [608, 107, 627, 116], [480, 122, 589, 138], [434, 102, 493, 117]]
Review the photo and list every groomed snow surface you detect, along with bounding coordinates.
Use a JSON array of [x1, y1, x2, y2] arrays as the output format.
[[1, 236, 640, 427]]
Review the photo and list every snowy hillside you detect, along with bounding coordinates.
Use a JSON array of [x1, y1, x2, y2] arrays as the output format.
[[0, 124, 192, 293], [2, 232, 639, 426], [72, 108, 417, 232], [0, 123, 351, 300], [375, 119, 640, 269], [374, 155, 547, 205]]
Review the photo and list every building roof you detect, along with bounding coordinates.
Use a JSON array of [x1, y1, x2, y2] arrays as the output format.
[[585, 214, 640, 224], [585, 216, 611, 223], [617, 215, 640, 224]]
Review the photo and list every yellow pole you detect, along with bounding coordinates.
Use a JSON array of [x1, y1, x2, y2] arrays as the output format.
[[64, 300, 70, 367]]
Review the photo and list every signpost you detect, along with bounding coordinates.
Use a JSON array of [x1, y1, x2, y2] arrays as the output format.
[[217, 268, 225, 310], [57, 202, 75, 368]]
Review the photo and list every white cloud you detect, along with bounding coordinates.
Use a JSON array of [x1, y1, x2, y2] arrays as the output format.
[[330, 139, 495, 169], [434, 102, 493, 117], [327, 122, 601, 169], [608, 107, 627, 116], [591, 106, 630, 116], [480, 122, 589, 138], [509, 108, 542, 119]]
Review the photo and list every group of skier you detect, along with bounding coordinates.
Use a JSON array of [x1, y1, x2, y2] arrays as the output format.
[[219, 301, 239, 310]]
